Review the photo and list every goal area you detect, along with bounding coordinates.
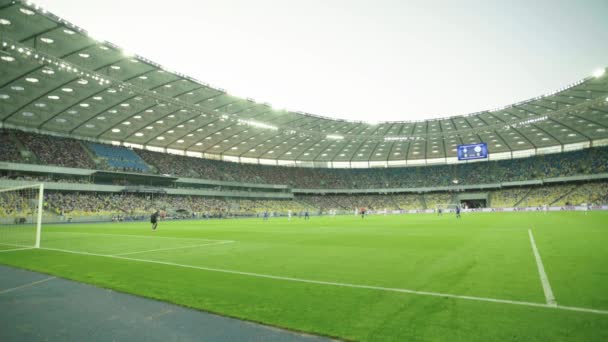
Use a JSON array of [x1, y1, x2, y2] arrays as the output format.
[[0, 183, 44, 250]]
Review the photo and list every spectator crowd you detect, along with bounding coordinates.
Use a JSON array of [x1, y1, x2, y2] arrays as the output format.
[[0, 129, 607, 190]]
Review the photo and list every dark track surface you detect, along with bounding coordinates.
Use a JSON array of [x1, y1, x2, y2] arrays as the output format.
[[0, 265, 329, 342]]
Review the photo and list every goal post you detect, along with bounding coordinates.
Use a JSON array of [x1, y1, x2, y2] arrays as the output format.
[[36, 183, 44, 248], [0, 183, 44, 250]]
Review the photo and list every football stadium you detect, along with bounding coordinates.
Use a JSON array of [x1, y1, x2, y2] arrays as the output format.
[[1, 0, 607, 341]]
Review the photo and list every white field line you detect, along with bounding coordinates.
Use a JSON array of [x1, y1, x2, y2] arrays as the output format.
[[0, 242, 35, 248], [0, 276, 56, 295], [0, 247, 34, 253], [113, 240, 235, 256], [528, 229, 557, 306], [38, 246, 608, 315], [45, 231, 232, 243]]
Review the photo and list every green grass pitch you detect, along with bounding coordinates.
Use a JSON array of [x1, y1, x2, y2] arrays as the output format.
[[1, 212, 607, 341]]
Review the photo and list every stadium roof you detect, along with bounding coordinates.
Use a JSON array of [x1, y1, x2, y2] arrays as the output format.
[[1, 0, 608, 167]]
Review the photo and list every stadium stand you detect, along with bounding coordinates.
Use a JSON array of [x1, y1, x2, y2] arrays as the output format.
[[137, 145, 608, 188], [489, 188, 530, 208], [0, 191, 34, 218], [556, 182, 608, 206], [519, 184, 576, 207], [87, 143, 151, 173], [392, 194, 425, 210], [42, 192, 310, 219], [13, 130, 94, 169], [1, 178, 606, 221], [1, 130, 607, 189], [0, 130, 22, 163], [298, 194, 424, 211], [424, 193, 453, 210]]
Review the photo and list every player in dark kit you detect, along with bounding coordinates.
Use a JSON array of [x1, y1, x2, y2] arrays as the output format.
[[360, 207, 366, 219], [151, 210, 160, 231], [455, 205, 461, 219]]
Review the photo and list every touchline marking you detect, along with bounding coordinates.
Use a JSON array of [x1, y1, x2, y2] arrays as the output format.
[[38, 246, 608, 315], [0, 276, 56, 295], [113, 240, 235, 256], [528, 229, 557, 306]]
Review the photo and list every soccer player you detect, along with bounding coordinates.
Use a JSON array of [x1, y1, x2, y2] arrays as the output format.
[[455, 205, 461, 219], [304, 209, 310, 220], [151, 210, 160, 231], [360, 207, 366, 219], [287, 209, 292, 221]]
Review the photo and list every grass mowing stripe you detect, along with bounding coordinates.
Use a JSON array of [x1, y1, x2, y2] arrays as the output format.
[[528, 229, 557, 306], [0, 276, 55, 295], [112, 240, 235, 256], [38, 246, 608, 315]]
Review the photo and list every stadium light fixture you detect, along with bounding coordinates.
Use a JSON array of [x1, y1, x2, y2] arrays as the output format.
[[19, 7, 35, 16], [593, 68, 605, 78], [384, 136, 422, 142], [326, 135, 344, 140], [237, 119, 278, 131]]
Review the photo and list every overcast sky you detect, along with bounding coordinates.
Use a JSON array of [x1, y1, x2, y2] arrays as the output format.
[[34, 0, 608, 122]]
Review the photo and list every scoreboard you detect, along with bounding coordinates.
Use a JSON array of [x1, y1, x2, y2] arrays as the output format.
[[457, 143, 488, 161]]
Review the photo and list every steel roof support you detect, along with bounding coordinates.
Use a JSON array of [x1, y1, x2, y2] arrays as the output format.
[[547, 117, 592, 142], [181, 118, 224, 150], [67, 95, 138, 134], [39, 85, 116, 129]]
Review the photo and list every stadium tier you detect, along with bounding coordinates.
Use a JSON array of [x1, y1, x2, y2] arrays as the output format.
[[1, 129, 607, 189], [14, 130, 94, 169], [1, 182, 607, 223], [87, 142, 151, 173]]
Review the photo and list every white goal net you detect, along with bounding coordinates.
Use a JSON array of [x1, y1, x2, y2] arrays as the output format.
[[0, 184, 43, 250]]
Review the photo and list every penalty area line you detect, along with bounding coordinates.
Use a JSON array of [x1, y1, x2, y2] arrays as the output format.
[[528, 229, 557, 306], [47, 231, 233, 244], [37, 246, 608, 315], [112, 240, 235, 256], [0, 247, 34, 253]]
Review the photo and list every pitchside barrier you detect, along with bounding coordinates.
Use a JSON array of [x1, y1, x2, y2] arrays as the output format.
[[365, 205, 608, 215]]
